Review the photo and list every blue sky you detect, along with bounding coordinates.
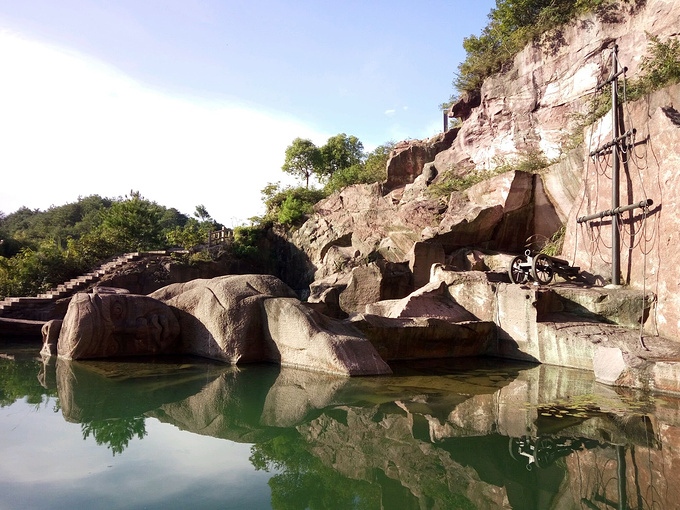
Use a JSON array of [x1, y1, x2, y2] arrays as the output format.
[[0, 0, 495, 225]]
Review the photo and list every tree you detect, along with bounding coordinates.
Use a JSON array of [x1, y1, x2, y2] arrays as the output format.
[[282, 138, 323, 188], [99, 191, 165, 252], [319, 133, 364, 180]]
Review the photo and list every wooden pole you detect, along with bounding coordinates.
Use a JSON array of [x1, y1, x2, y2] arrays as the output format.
[[611, 45, 620, 285]]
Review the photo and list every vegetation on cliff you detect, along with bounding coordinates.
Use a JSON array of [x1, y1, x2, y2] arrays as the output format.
[[257, 138, 394, 228], [448, 0, 645, 102]]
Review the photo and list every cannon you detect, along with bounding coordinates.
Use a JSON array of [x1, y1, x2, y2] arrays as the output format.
[[508, 250, 580, 285]]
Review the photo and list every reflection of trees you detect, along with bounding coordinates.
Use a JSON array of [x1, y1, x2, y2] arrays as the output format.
[[81, 416, 147, 456], [250, 431, 383, 510], [0, 356, 56, 407]]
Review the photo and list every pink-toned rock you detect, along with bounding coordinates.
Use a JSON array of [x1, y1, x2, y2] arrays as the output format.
[[407, 241, 445, 289], [151, 274, 391, 375], [365, 281, 476, 322], [263, 297, 391, 376], [384, 130, 457, 191], [56, 292, 181, 360], [563, 83, 680, 340], [433, 170, 562, 253], [338, 261, 412, 314]]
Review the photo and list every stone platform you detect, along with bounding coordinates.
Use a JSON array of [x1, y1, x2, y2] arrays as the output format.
[[431, 266, 680, 395]]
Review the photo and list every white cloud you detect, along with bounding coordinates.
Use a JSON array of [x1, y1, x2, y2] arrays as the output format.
[[384, 109, 396, 116], [0, 31, 326, 225]]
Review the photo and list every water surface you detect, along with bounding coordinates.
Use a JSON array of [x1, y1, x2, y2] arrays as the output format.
[[1, 341, 678, 509]]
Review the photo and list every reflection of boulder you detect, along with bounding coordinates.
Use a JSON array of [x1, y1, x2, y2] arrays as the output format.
[[56, 292, 180, 360], [261, 368, 348, 427], [151, 365, 282, 444], [53, 358, 226, 423]]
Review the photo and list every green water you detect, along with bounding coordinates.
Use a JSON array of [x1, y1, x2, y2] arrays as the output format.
[[1, 341, 678, 510]]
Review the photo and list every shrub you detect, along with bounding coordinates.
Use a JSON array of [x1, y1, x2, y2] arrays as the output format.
[[231, 226, 263, 258]]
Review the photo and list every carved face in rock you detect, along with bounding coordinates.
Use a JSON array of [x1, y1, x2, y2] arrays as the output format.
[[57, 293, 181, 360]]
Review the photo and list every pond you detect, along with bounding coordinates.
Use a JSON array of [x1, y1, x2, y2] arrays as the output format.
[[1, 340, 679, 510]]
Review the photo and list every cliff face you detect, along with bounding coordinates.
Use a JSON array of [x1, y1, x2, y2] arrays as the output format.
[[286, 0, 680, 339]]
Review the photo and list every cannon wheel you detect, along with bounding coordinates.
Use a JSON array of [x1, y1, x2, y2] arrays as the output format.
[[531, 254, 554, 285], [508, 256, 527, 284]]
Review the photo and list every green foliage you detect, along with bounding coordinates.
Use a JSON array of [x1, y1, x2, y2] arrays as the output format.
[[427, 149, 550, 201], [81, 417, 147, 456], [319, 133, 364, 180], [567, 33, 680, 144], [627, 34, 680, 98], [452, 0, 634, 96], [493, 148, 551, 174], [231, 225, 263, 258], [0, 193, 199, 298], [0, 356, 56, 407], [260, 183, 328, 227], [426, 170, 496, 199], [0, 243, 81, 296], [281, 138, 324, 188], [250, 431, 382, 510], [324, 142, 395, 194], [98, 191, 167, 252], [166, 218, 211, 250], [541, 225, 566, 256]]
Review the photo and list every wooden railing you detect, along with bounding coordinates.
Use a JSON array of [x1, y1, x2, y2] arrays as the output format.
[[208, 227, 233, 247]]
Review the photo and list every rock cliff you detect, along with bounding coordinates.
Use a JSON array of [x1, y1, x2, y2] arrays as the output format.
[[282, 0, 680, 341]]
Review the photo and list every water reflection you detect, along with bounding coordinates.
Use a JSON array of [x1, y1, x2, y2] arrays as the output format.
[[2, 345, 680, 509]]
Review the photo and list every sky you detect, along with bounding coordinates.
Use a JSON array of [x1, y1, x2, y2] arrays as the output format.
[[0, 0, 495, 226]]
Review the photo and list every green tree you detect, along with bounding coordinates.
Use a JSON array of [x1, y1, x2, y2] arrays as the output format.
[[319, 133, 364, 180], [282, 138, 323, 188], [324, 141, 395, 194], [99, 191, 166, 252]]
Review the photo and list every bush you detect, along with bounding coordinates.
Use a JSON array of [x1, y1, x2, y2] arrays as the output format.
[[231, 226, 263, 258], [260, 184, 327, 227]]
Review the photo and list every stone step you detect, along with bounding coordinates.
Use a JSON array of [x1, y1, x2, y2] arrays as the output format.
[[0, 251, 173, 319]]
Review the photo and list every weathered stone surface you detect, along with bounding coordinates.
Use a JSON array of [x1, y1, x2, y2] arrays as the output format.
[[150, 275, 294, 363], [365, 281, 476, 322], [151, 274, 390, 375], [434, 1, 680, 172], [261, 368, 348, 427], [449, 89, 481, 121], [40, 319, 62, 356], [262, 297, 391, 375], [433, 170, 562, 253], [307, 272, 350, 319], [563, 83, 680, 340], [384, 130, 457, 191], [56, 292, 181, 360], [407, 241, 445, 289], [338, 261, 412, 314], [349, 313, 496, 361]]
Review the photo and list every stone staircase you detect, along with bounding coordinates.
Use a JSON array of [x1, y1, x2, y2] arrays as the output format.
[[0, 251, 174, 321]]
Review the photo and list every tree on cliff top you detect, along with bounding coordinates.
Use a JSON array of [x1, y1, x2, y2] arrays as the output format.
[[319, 133, 364, 180], [282, 138, 323, 188]]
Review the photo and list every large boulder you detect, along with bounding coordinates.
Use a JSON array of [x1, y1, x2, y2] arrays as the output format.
[[263, 298, 391, 375], [56, 291, 181, 360], [151, 274, 391, 376], [365, 281, 476, 322], [150, 274, 295, 363]]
